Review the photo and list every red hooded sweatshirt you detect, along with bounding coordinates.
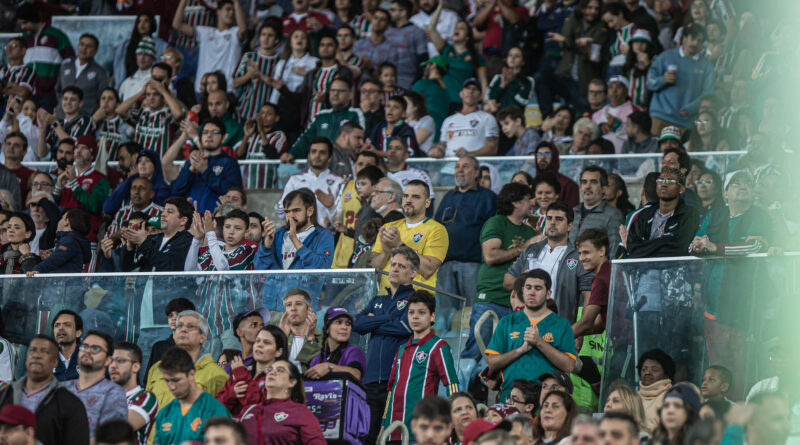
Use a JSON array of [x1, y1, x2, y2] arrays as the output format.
[[535, 141, 580, 207]]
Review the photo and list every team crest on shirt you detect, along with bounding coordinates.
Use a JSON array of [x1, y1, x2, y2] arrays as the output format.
[[397, 300, 407, 310], [344, 192, 353, 201], [88, 71, 96, 80], [412, 233, 423, 243], [566, 259, 578, 269], [415, 351, 428, 363], [321, 123, 330, 130], [542, 333, 554, 343], [274, 412, 289, 422], [327, 179, 335, 186], [190, 417, 202, 431], [470, 120, 479, 128], [213, 166, 224, 176]]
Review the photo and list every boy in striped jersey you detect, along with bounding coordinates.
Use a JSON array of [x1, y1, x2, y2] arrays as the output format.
[[233, 18, 285, 121], [116, 80, 185, 158], [36, 86, 94, 160], [0, 37, 35, 101], [237, 103, 287, 189], [382, 290, 459, 443], [92, 87, 133, 161]]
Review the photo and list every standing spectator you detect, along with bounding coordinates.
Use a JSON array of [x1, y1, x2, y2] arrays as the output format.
[[203, 418, 249, 445], [220, 309, 270, 375], [430, 79, 499, 158], [504, 202, 592, 325], [113, 13, 167, 89], [109, 342, 157, 445], [146, 298, 196, 377], [385, 0, 427, 89], [468, 183, 535, 360], [0, 98, 40, 165], [410, 396, 454, 445], [620, 111, 657, 175], [434, 156, 496, 311], [598, 412, 642, 445], [357, 78, 386, 136], [330, 121, 368, 180], [0, 405, 38, 445], [116, 80, 184, 157], [621, 0, 660, 51], [601, 3, 635, 75], [353, 9, 399, 78], [92, 88, 134, 162], [647, 25, 714, 135], [331, 159, 381, 269], [485, 269, 577, 402], [622, 29, 656, 109], [15, 3, 75, 112], [278, 29, 318, 97], [572, 228, 610, 338], [592, 76, 637, 152], [472, 0, 528, 79], [171, 118, 242, 213], [278, 138, 345, 227], [277, 289, 322, 372], [146, 311, 229, 412], [55, 34, 109, 118], [383, 138, 434, 199], [411, 57, 450, 139], [484, 48, 535, 114], [36, 87, 94, 161], [369, 98, 421, 156], [173, 0, 247, 93], [236, 103, 287, 170], [233, 18, 285, 121], [700, 365, 733, 403], [0, 37, 35, 101], [64, 330, 128, 440], [568, 166, 624, 257], [410, 0, 459, 57], [282, 0, 332, 35], [117, 37, 156, 102], [403, 92, 436, 155], [533, 141, 579, 207], [152, 347, 231, 444], [625, 168, 699, 258], [0, 335, 89, 445], [335, 26, 365, 79], [585, 79, 608, 116], [51, 310, 82, 382], [3, 133, 35, 202], [371, 180, 448, 290], [121, 197, 194, 272], [254, 188, 335, 270], [651, 384, 700, 445], [382, 291, 459, 443], [497, 107, 541, 156], [531, 0, 576, 118], [353, 246, 415, 445]]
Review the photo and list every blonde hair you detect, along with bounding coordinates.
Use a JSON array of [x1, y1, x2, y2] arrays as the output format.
[[606, 385, 647, 433]]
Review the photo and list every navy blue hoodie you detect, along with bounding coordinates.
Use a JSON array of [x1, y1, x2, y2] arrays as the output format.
[[33, 231, 91, 273], [102, 149, 170, 216]]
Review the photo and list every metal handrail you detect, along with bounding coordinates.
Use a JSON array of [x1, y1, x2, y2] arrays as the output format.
[[379, 421, 409, 445]]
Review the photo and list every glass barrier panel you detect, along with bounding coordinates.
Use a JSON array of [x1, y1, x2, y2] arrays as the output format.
[[600, 254, 800, 405]]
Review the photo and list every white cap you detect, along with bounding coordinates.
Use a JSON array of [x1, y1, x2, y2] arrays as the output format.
[[607, 75, 630, 90]]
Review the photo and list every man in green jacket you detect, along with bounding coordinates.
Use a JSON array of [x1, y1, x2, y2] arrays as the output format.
[[278, 288, 323, 372]]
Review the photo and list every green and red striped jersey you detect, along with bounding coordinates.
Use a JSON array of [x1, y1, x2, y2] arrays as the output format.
[[131, 106, 176, 157], [23, 26, 75, 97], [234, 52, 284, 120], [0, 64, 35, 94]]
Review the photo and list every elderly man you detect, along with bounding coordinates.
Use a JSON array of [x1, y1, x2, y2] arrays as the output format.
[[145, 310, 228, 412]]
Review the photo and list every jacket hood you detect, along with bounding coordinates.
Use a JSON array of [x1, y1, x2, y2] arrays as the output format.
[[535, 141, 561, 174], [481, 163, 502, 194], [57, 231, 92, 263], [137, 149, 168, 190]]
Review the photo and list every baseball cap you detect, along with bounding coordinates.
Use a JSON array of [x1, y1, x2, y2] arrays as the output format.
[[232, 307, 270, 331], [723, 169, 754, 191], [420, 55, 448, 69], [146, 213, 161, 229], [324, 306, 355, 323], [659, 126, 682, 142], [537, 371, 574, 394], [0, 405, 35, 428], [462, 419, 512, 445], [462, 77, 481, 91], [607, 75, 630, 90]]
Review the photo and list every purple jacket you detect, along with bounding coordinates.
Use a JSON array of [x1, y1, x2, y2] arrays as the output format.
[[308, 344, 367, 382]]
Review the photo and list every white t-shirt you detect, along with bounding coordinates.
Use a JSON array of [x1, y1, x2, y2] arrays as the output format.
[[527, 245, 567, 303], [280, 225, 316, 269], [281, 53, 319, 93], [278, 169, 346, 228], [409, 115, 436, 154], [440, 110, 499, 156], [387, 167, 435, 199], [410, 8, 459, 56], [194, 26, 242, 93], [30, 228, 45, 254], [289, 335, 305, 369]]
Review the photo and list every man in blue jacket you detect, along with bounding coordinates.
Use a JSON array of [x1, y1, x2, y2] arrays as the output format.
[[353, 245, 417, 445], [647, 24, 713, 135], [171, 117, 242, 213]]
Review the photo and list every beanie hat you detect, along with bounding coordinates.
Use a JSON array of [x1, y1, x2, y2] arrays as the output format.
[[15, 3, 40, 23], [629, 28, 652, 44], [136, 37, 157, 58], [665, 383, 701, 412], [75, 135, 98, 160], [659, 126, 682, 143]]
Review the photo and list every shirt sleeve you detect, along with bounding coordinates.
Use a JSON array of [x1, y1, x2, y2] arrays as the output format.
[[432, 342, 460, 395], [554, 318, 577, 360], [484, 316, 507, 356], [484, 115, 499, 139], [421, 223, 449, 262], [480, 216, 503, 244]]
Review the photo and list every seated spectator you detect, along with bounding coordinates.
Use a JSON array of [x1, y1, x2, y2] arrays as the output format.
[[660, 147, 702, 209], [570, 416, 600, 444], [332, 163, 382, 269], [540, 106, 575, 151], [533, 391, 578, 444], [305, 306, 366, 381], [624, 168, 699, 258], [384, 137, 434, 199], [506, 380, 539, 420], [108, 342, 157, 445], [497, 107, 541, 157], [276, 289, 322, 372], [255, 188, 335, 271], [104, 176, 164, 244], [121, 196, 194, 272], [565, 117, 599, 155], [404, 92, 437, 155], [203, 417, 249, 445], [185, 209, 255, 271], [591, 76, 637, 152], [0, 36, 35, 102], [246, 211, 263, 242], [235, 103, 287, 164], [651, 383, 700, 445], [171, 118, 242, 213], [55, 33, 108, 118], [0, 404, 39, 445], [430, 79, 499, 158], [685, 110, 725, 152], [351, 178, 404, 265], [484, 48, 534, 114], [533, 141, 579, 207], [118, 37, 156, 102], [0, 98, 40, 165], [91, 89, 133, 164], [185, 90, 243, 149], [647, 24, 713, 135], [281, 0, 332, 35], [329, 121, 369, 180], [410, 395, 454, 445], [113, 13, 167, 88], [378, 62, 405, 105], [382, 290, 459, 443], [116, 80, 184, 157], [0, 212, 39, 274], [0, 335, 89, 445], [723, 393, 792, 445], [693, 168, 726, 241], [606, 173, 636, 217], [619, 111, 658, 174], [95, 419, 138, 445], [4, 132, 34, 202], [146, 311, 229, 412], [598, 412, 643, 445], [27, 176, 60, 255], [239, 360, 326, 444], [353, 10, 399, 76], [485, 404, 520, 424], [146, 298, 196, 376], [152, 347, 231, 444], [29, 208, 91, 275], [603, 384, 649, 438], [701, 365, 733, 404], [368, 96, 421, 157], [36, 86, 94, 161], [64, 330, 128, 440], [636, 348, 675, 431], [487, 269, 577, 402], [106, 148, 168, 216], [537, 371, 574, 410], [568, 166, 624, 257], [449, 392, 478, 444], [216, 325, 287, 416], [51, 310, 82, 382]]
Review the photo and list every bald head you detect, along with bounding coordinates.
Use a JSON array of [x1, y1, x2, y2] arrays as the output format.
[[208, 90, 229, 118]]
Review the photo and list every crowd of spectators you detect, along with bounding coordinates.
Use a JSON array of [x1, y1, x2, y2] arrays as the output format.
[[0, 0, 795, 443]]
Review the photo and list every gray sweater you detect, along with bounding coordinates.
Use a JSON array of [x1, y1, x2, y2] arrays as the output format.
[[569, 200, 625, 258]]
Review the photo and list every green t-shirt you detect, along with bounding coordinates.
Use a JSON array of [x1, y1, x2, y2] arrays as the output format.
[[570, 307, 605, 410], [476, 215, 536, 306], [440, 43, 485, 103], [153, 392, 231, 445], [485, 311, 576, 402]]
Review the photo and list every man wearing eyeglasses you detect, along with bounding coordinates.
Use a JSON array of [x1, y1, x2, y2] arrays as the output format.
[[624, 167, 699, 258], [171, 118, 242, 213], [109, 342, 157, 445], [64, 330, 128, 440]]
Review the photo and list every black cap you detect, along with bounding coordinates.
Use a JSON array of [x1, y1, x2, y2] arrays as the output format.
[[537, 371, 574, 394], [164, 298, 195, 317], [462, 77, 481, 91]]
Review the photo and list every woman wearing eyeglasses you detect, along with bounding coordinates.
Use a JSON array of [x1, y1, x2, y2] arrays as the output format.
[[216, 326, 288, 417], [239, 360, 326, 445]]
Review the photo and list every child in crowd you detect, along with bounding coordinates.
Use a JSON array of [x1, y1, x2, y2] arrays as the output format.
[[701, 365, 733, 403], [379, 62, 405, 106], [369, 96, 420, 156], [28, 208, 91, 275], [497, 106, 541, 156]]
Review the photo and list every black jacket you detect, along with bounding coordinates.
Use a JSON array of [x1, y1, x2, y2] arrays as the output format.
[[33, 231, 91, 273], [121, 230, 193, 272], [627, 199, 699, 258], [146, 335, 175, 379], [0, 377, 89, 445]]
